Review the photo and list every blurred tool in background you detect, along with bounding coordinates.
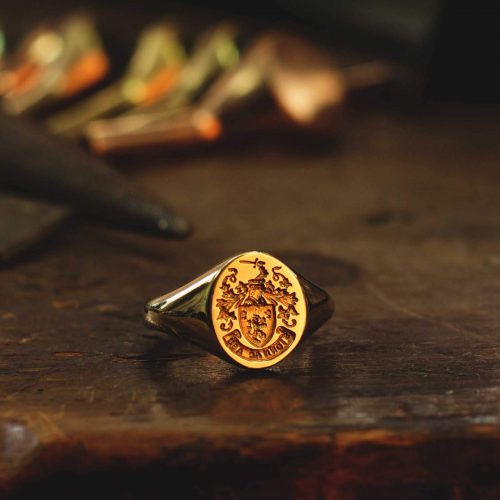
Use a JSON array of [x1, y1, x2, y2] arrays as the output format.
[[45, 21, 187, 138], [0, 12, 193, 264], [87, 32, 397, 154], [0, 12, 109, 116], [0, 26, 5, 68], [53, 21, 240, 143], [125, 22, 242, 116], [0, 113, 191, 243], [0, 3, 411, 263], [85, 21, 244, 151]]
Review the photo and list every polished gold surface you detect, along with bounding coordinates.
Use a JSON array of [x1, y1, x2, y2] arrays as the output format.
[[211, 251, 307, 369]]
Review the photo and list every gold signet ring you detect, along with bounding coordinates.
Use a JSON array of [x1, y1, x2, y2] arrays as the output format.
[[144, 251, 334, 369]]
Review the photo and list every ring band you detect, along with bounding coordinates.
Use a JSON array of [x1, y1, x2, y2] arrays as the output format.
[[144, 251, 334, 369]]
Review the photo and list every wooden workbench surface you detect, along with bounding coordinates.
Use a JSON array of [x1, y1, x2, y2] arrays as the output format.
[[1, 108, 499, 499]]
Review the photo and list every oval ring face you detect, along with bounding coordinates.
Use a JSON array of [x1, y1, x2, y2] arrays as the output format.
[[211, 251, 307, 368]]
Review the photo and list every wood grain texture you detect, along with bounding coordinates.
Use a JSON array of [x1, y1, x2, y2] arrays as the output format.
[[1, 108, 499, 499], [0, 195, 70, 264]]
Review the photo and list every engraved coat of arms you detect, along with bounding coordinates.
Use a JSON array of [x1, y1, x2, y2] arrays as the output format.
[[214, 258, 299, 348]]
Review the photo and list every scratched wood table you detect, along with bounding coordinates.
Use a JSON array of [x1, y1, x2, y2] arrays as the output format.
[[1, 108, 499, 499]]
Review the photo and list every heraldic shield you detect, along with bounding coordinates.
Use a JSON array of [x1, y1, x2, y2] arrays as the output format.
[[238, 303, 276, 348]]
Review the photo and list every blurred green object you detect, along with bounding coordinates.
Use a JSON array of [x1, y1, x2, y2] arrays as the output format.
[[86, 31, 398, 155], [86, 21, 242, 152], [0, 27, 5, 64], [46, 21, 187, 138], [1, 12, 109, 116]]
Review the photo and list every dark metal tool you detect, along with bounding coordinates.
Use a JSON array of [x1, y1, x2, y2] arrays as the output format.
[[0, 113, 190, 238]]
